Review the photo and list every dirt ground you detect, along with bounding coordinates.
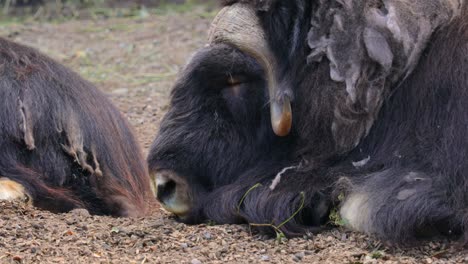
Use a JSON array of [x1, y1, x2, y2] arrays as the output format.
[[0, 7, 467, 264]]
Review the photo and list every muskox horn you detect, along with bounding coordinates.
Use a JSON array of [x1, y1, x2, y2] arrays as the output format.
[[208, 3, 292, 137]]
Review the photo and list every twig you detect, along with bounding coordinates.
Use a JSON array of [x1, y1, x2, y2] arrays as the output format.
[[431, 249, 448, 258]]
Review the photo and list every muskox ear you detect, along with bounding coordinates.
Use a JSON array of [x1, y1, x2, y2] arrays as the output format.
[[307, 0, 463, 152]]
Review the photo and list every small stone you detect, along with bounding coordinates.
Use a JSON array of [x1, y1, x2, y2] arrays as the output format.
[[425, 258, 433, 264], [295, 252, 305, 260], [180, 243, 188, 248], [363, 255, 378, 264], [260, 255, 270, 261], [208, 242, 217, 248], [191, 258, 202, 264], [204, 232, 212, 240], [69, 208, 90, 217]]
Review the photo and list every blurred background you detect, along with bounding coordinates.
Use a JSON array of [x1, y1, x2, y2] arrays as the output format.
[[0, 0, 217, 21]]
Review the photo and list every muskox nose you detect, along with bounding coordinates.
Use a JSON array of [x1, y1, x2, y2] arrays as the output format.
[[151, 170, 191, 217], [157, 179, 176, 202]]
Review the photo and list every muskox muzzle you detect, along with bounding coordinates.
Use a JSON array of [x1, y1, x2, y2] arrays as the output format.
[[152, 170, 192, 218]]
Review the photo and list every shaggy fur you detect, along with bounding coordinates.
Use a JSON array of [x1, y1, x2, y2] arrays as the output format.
[[148, 0, 468, 242], [0, 37, 152, 216]]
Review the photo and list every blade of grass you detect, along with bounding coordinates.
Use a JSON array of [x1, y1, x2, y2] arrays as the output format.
[[277, 191, 306, 229], [247, 192, 307, 242], [237, 183, 262, 214]]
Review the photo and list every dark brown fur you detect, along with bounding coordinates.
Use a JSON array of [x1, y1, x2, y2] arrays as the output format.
[[0, 37, 152, 216]]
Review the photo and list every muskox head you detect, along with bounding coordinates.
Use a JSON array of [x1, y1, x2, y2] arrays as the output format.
[[148, 1, 331, 229], [148, 0, 463, 232]]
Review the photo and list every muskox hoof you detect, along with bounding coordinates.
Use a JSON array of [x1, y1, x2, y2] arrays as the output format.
[[0, 178, 31, 203]]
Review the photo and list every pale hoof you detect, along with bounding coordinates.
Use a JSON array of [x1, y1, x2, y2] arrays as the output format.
[[0, 178, 31, 203]]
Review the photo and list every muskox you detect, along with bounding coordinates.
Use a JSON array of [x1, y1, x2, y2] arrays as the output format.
[[148, 0, 468, 242], [0, 37, 152, 216]]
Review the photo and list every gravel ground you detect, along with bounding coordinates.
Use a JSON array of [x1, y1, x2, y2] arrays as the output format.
[[0, 8, 467, 264]]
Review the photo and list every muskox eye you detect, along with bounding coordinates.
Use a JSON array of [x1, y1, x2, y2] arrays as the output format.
[[224, 76, 244, 97], [227, 76, 242, 86]]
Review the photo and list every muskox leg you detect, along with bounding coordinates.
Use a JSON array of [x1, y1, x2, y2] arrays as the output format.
[[340, 169, 460, 242], [188, 166, 332, 236], [0, 178, 30, 202], [0, 162, 85, 213]]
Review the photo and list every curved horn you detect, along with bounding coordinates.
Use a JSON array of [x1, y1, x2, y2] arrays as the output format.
[[208, 3, 292, 137]]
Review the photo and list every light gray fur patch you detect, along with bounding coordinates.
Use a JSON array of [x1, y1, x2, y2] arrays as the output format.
[[404, 171, 428, 182], [352, 156, 371, 168], [60, 111, 99, 176], [18, 99, 35, 150], [269, 165, 300, 190], [340, 192, 372, 233], [363, 27, 393, 71], [397, 189, 418, 200], [307, 0, 463, 152]]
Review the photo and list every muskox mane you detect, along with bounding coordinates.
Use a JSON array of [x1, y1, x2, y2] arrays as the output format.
[[0, 38, 152, 216], [307, 0, 463, 152]]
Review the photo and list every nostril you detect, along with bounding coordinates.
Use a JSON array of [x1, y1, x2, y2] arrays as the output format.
[[157, 180, 176, 202], [153, 170, 191, 216]]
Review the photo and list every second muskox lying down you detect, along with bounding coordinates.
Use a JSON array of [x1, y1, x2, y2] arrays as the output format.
[[0, 37, 152, 216], [149, 0, 468, 243]]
